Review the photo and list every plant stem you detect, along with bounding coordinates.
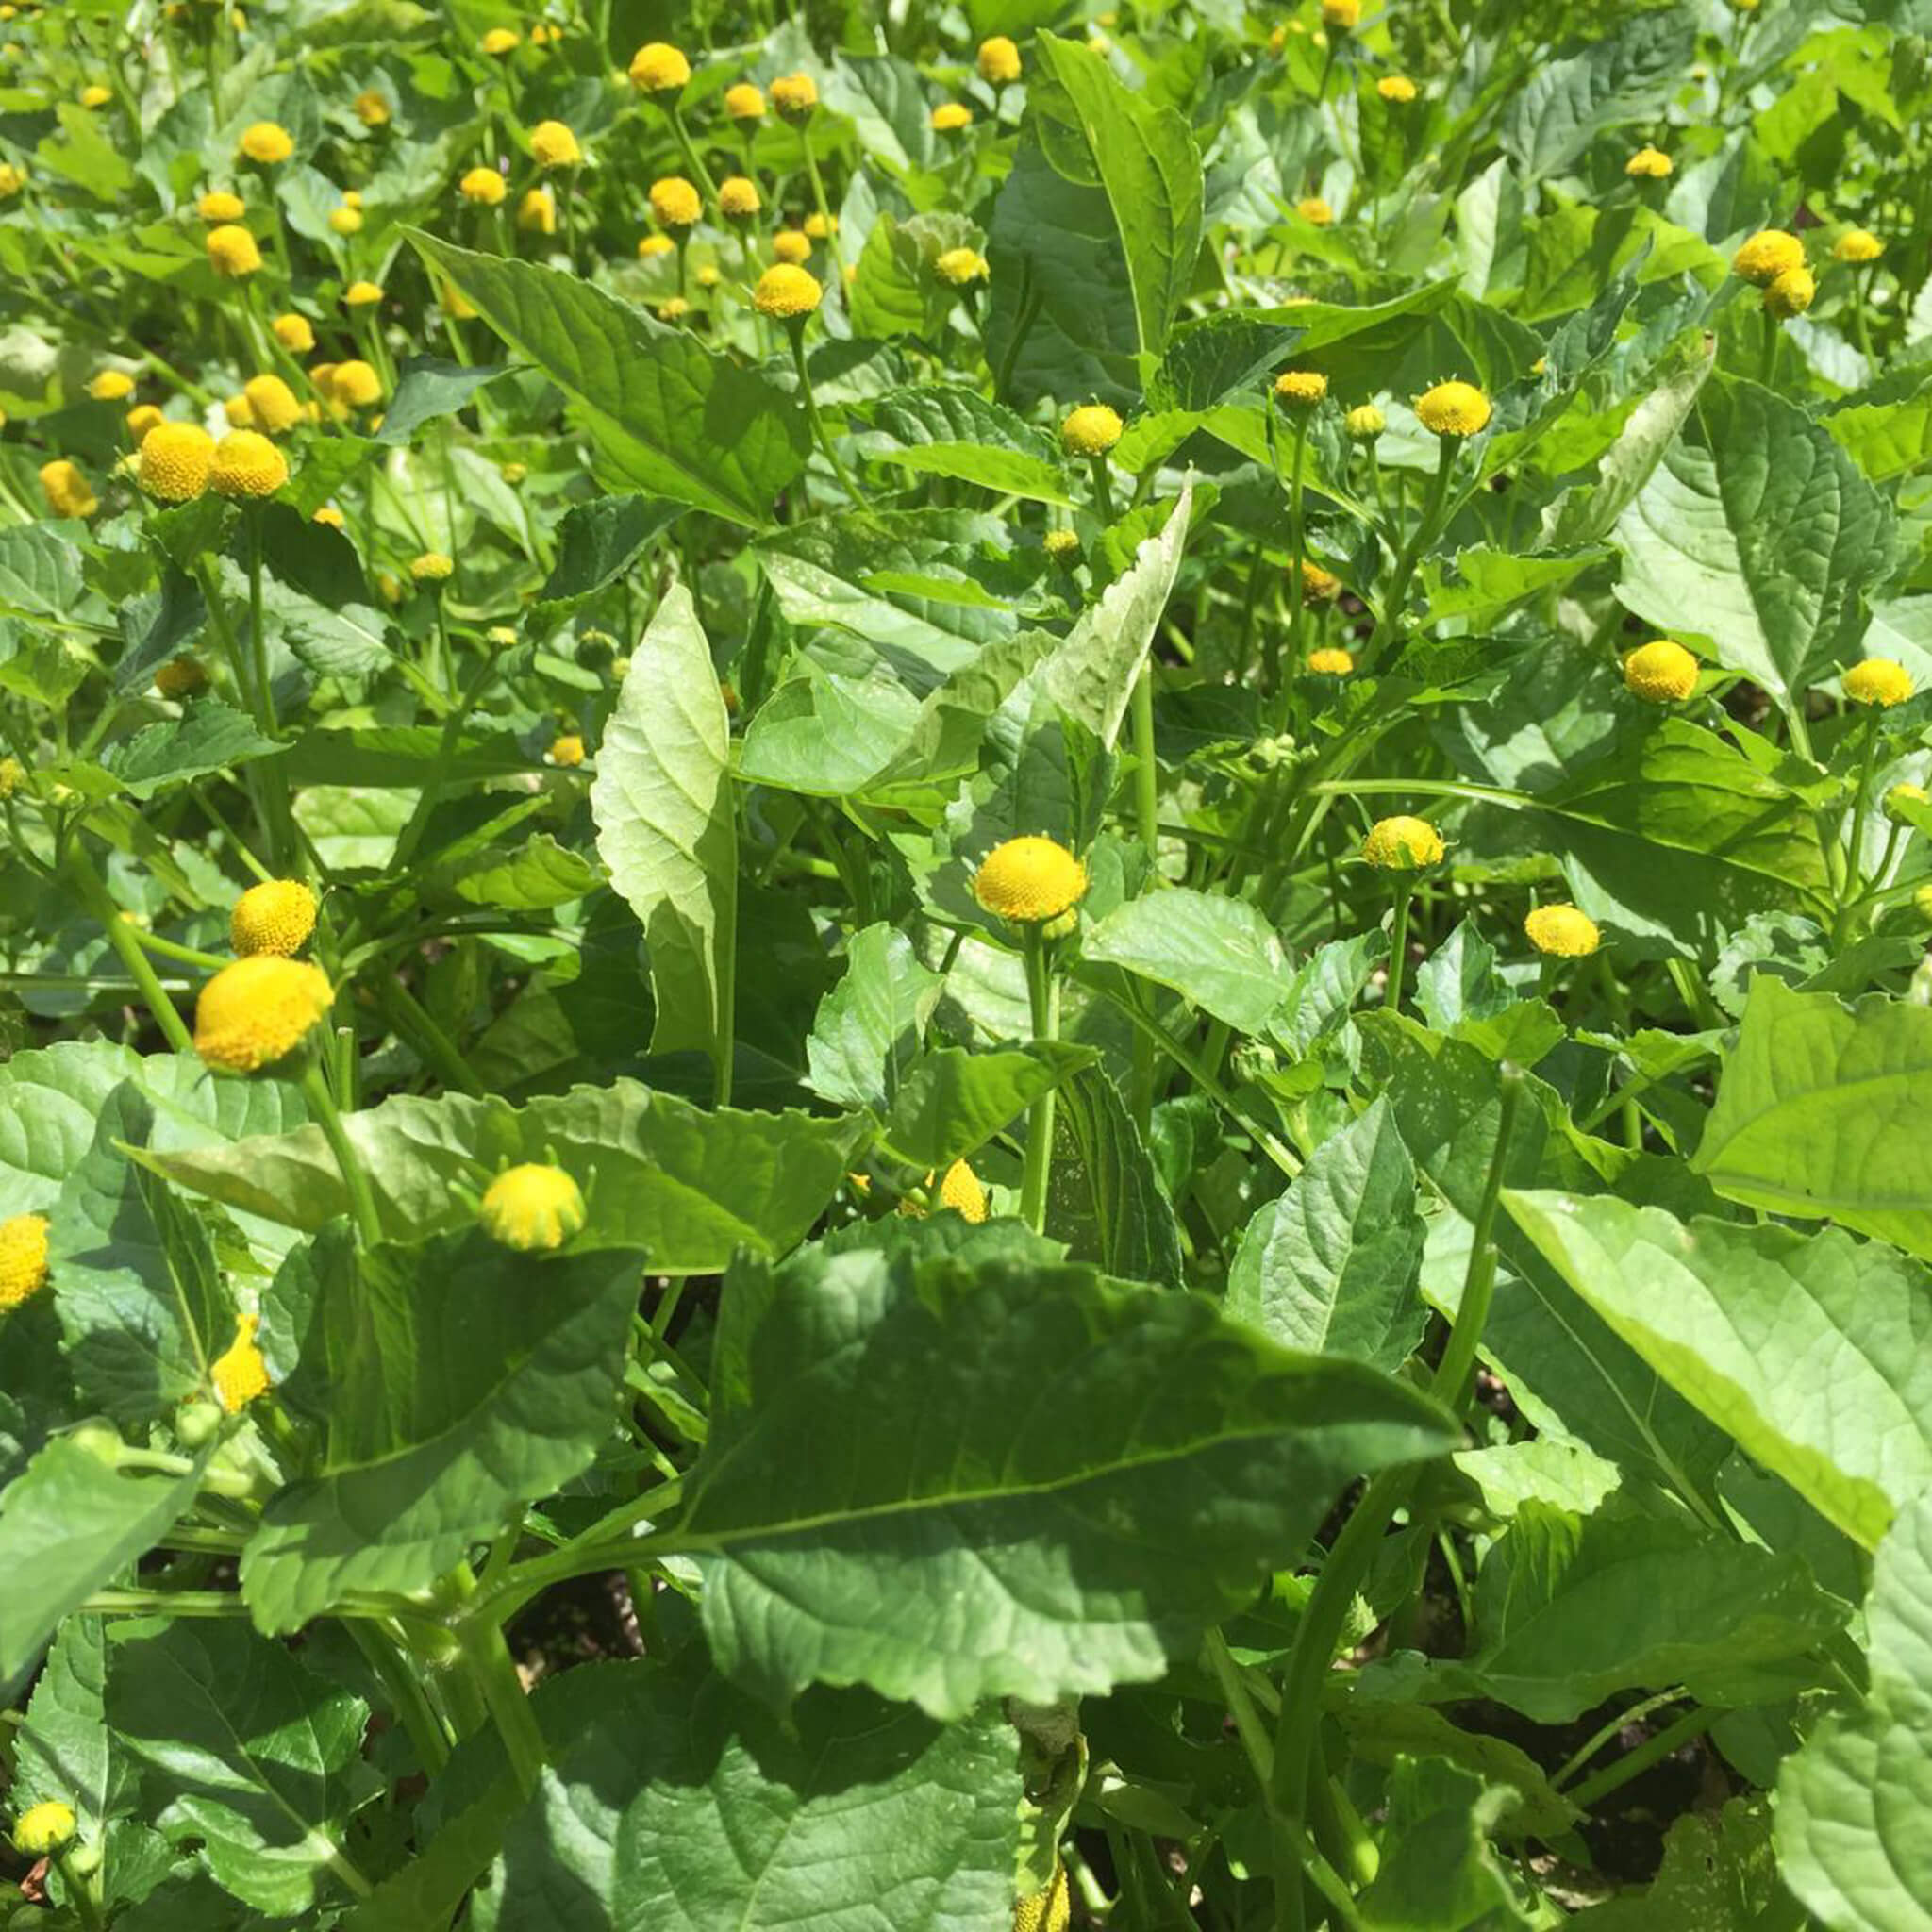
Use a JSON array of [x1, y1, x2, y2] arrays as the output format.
[[789, 327, 864, 511], [1089, 451, 1116, 524], [68, 848, 195, 1053], [299, 1062, 383, 1248], [1361, 434, 1456, 668], [1019, 924, 1061, 1234], [1565, 1705, 1712, 1810], [1757, 308, 1780, 388], [1384, 881, 1413, 1019], [1285, 413, 1309, 676], [1129, 664, 1159, 1131], [1833, 711, 1882, 946], [347, 1618, 453, 1776], [1551, 1687, 1688, 1790], [458, 1610, 547, 1798]]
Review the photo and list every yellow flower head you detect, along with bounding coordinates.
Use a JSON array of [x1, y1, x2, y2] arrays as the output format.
[[272, 311, 315, 353], [0, 1211, 50, 1311], [1043, 528, 1081, 564], [1764, 265, 1815, 319], [978, 35, 1022, 83], [480, 25, 521, 55], [936, 246, 989, 286], [1274, 369, 1327, 408], [328, 204, 363, 235], [973, 836, 1088, 923], [479, 1162, 588, 1251], [0, 162, 25, 197], [354, 89, 391, 126], [39, 458, 97, 518], [211, 1310, 269, 1411], [804, 210, 838, 241], [1345, 402, 1386, 438], [224, 391, 256, 429], [137, 421, 215, 503], [0, 756, 22, 799], [1361, 815, 1443, 870], [718, 175, 761, 218], [628, 40, 689, 92], [329, 358, 381, 408], [10, 1800, 75, 1855], [1844, 658, 1913, 708], [937, 1158, 990, 1222], [1622, 638, 1699, 702], [125, 403, 165, 441], [230, 878, 317, 957], [530, 119, 580, 168], [649, 175, 701, 230], [460, 164, 508, 205], [1886, 781, 1927, 823], [342, 278, 383, 307], [931, 102, 974, 131], [409, 550, 454, 583], [197, 189, 245, 221], [1296, 195, 1333, 225], [1414, 379, 1491, 436], [210, 428, 288, 497], [1061, 403, 1124, 457], [1300, 558, 1341, 601], [1376, 75, 1416, 102], [193, 956, 333, 1074], [517, 185, 556, 233], [724, 81, 765, 121], [1323, 0, 1360, 27], [770, 71, 818, 121], [243, 373, 302, 434], [87, 369, 134, 402], [1307, 645, 1355, 675], [239, 120, 293, 164], [548, 732, 586, 766], [154, 655, 206, 697], [1014, 1867, 1072, 1932], [1524, 903, 1601, 958], [1835, 227, 1882, 264], [80, 84, 113, 108], [772, 228, 811, 264], [754, 263, 823, 319], [206, 222, 262, 276], [1625, 145, 1672, 178], [638, 232, 675, 259], [312, 505, 344, 528], [1732, 228, 1804, 285]]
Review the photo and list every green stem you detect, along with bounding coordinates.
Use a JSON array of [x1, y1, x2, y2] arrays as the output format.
[[299, 1062, 383, 1248], [347, 1618, 453, 1776], [790, 327, 865, 512], [50, 1850, 106, 1932], [1834, 712, 1882, 946], [1757, 308, 1780, 388], [458, 1611, 547, 1798], [1128, 666, 1160, 1133], [1384, 881, 1413, 1020], [1565, 1705, 1712, 1810], [1018, 924, 1061, 1234], [1361, 435, 1456, 668], [1551, 1687, 1688, 1790], [1285, 413, 1309, 683], [1088, 451, 1116, 524], [69, 849, 195, 1053]]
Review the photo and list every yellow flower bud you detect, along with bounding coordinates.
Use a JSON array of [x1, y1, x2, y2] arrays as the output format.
[[211, 1310, 270, 1410], [39, 458, 97, 518], [1834, 227, 1882, 263], [931, 102, 974, 131], [529, 119, 581, 168], [1844, 658, 1912, 708], [460, 164, 508, 205], [479, 1163, 587, 1250], [197, 189, 245, 222], [210, 428, 288, 498], [206, 222, 262, 276], [1361, 815, 1443, 870], [1274, 369, 1327, 408], [770, 72, 818, 122], [648, 175, 701, 230], [1625, 145, 1672, 178], [1524, 903, 1601, 958], [0, 1211, 51, 1311], [1732, 229, 1804, 286], [627, 40, 689, 92], [753, 263, 823, 318], [1060, 404, 1124, 456], [243, 373, 302, 433], [1622, 639, 1699, 703], [978, 35, 1022, 83], [1307, 646, 1355, 675], [273, 311, 315, 353], [137, 421, 215, 502], [193, 957, 333, 1074], [1414, 379, 1491, 436], [10, 1800, 75, 1855], [718, 175, 761, 219], [973, 836, 1088, 923], [724, 81, 765, 121], [239, 120, 293, 164], [1763, 265, 1815, 319], [230, 879, 317, 957]]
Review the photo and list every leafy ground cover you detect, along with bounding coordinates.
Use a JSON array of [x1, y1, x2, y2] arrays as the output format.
[[0, 0, 1929, 1924]]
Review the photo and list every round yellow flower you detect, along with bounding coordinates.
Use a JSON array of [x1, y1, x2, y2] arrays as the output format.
[[718, 175, 761, 218], [1296, 195, 1332, 225], [771, 72, 818, 121], [137, 421, 215, 503], [460, 164, 508, 205], [1835, 227, 1882, 264], [931, 102, 974, 131], [529, 119, 580, 168], [206, 222, 262, 276], [936, 246, 988, 285], [125, 403, 165, 441], [354, 89, 391, 126], [936, 1158, 989, 1222], [224, 391, 256, 429], [409, 551, 454, 583], [39, 458, 97, 518], [1345, 403, 1386, 439], [230, 878, 317, 957], [1844, 658, 1913, 708], [804, 210, 838, 240], [649, 175, 701, 230], [193, 956, 333, 1074], [628, 40, 689, 92], [754, 263, 823, 319], [978, 35, 1022, 83], [1323, 0, 1360, 27], [197, 189, 245, 222], [1274, 369, 1327, 409], [10, 1800, 75, 1855], [1764, 265, 1815, 318], [209, 429, 288, 498], [0, 756, 22, 799], [638, 232, 675, 260], [548, 732, 586, 767], [1524, 903, 1601, 958], [479, 1163, 587, 1251], [210, 1310, 269, 1411], [0, 1211, 50, 1311], [1625, 145, 1672, 178], [1300, 559, 1341, 601], [1307, 646, 1355, 675], [1622, 638, 1699, 702], [272, 311, 315, 353], [973, 836, 1088, 923], [86, 369, 134, 402], [1414, 379, 1491, 436], [1061, 404, 1124, 457], [1361, 815, 1443, 870], [0, 163, 25, 197], [656, 297, 689, 323], [312, 505, 345, 528], [239, 120, 292, 164], [480, 25, 521, 55], [154, 656, 206, 697], [517, 185, 556, 233], [329, 358, 381, 408], [724, 81, 765, 121], [242, 373, 302, 434], [1885, 781, 1926, 823], [772, 228, 811, 264], [328, 204, 363, 235], [342, 278, 383, 307], [80, 84, 113, 109], [1015, 1868, 1072, 1932], [695, 264, 722, 291], [1732, 229, 1804, 285], [1043, 529, 1080, 564], [1377, 75, 1417, 102]]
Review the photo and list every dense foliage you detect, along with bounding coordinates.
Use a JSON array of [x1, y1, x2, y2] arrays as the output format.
[[1, 0, 1930, 1924]]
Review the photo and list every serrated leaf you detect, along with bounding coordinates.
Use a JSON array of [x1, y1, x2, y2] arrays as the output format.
[[105, 698, 284, 800], [1083, 885, 1289, 1033], [805, 923, 944, 1114]]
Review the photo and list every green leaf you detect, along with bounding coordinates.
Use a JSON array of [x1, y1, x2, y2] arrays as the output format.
[[0, 1438, 201, 1680], [857, 384, 1072, 505], [880, 1041, 1095, 1169], [1776, 1491, 1932, 1930], [1083, 885, 1289, 1033], [1227, 1099, 1425, 1374], [105, 698, 284, 800], [1573, 1797, 1788, 1929], [590, 584, 736, 1074], [241, 1227, 638, 1632], [442, 833, 599, 911], [683, 1243, 1457, 1717], [1507, 1190, 1932, 1553], [1047, 1063, 1185, 1289], [1613, 376, 1895, 718], [534, 493, 681, 608], [805, 923, 944, 1115], [108, 1621, 372, 1917], [481, 1656, 1022, 1932], [848, 211, 983, 341], [0, 523, 85, 619], [1500, 13, 1696, 177], [406, 231, 807, 525], [1358, 1757, 1540, 1930], [1695, 975, 1932, 1260], [372, 357, 514, 445]]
